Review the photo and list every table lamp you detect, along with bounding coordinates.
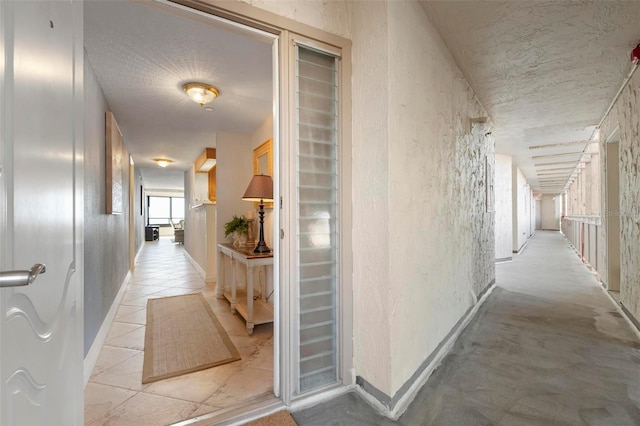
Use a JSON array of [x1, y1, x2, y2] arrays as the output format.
[[242, 174, 273, 253]]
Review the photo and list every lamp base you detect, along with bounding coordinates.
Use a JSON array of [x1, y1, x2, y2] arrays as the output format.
[[253, 241, 271, 254]]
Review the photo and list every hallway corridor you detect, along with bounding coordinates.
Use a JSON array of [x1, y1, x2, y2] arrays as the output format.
[[293, 231, 640, 425], [84, 238, 273, 425]]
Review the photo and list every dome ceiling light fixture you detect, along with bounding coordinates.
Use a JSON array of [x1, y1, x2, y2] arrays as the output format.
[[154, 158, 172, 168], [183, 82, 219, 107]]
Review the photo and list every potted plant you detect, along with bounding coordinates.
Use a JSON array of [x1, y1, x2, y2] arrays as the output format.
[[224, 215, 249, 247]]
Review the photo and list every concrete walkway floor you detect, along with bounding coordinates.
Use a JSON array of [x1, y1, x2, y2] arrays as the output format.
[[292, 231, 640, 425]]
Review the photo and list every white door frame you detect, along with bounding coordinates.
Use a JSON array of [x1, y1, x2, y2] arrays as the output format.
[[281, 33, 354, 404], [158, 0, 353, 406]]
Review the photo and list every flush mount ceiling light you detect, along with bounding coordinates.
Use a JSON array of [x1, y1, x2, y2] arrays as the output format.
[[183, 83, 219, 107], [154, 158, 172, 168]]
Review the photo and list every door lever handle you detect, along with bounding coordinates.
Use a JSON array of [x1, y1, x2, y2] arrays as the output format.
[[0, 264, 46, 287]]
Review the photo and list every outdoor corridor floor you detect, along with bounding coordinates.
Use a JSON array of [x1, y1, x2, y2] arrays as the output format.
[[292, 231, 640, 425]]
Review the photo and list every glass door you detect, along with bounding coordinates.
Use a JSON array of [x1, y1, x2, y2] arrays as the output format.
[[294, 43, 340, 394]]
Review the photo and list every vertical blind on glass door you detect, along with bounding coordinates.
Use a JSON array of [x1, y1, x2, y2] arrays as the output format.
[[295, 45, 340, 393]]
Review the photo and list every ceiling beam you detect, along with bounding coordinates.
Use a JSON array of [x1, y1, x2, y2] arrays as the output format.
[[537, 170, 574, 174], [536, 170, 573, 177], [528, 140, 595, 150], [535, 167, 576, 172], [534, 161, 579, 167], [532, 151, 585, 160]]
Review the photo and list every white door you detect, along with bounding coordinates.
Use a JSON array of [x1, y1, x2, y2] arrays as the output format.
[[0, 1, 83, 424]]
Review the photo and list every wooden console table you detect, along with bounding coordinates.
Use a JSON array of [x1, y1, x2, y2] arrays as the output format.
[[216, 243, 273, 335]]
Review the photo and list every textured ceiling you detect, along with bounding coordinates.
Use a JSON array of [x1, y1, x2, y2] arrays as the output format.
[[422, 0, 640, 193], [139, 167, 186, 192], [84, 0, 273, 189]]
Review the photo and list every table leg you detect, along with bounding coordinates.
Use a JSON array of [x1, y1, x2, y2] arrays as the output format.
[[230, 256, 237, 314], [215, 249, 224, 299], [246, 265, 254, 335]]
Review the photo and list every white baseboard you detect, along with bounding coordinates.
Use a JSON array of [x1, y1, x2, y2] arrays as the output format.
[[183, 249, 206, 281], [134, 242, 144, 265], [83, 271, 131, 388]]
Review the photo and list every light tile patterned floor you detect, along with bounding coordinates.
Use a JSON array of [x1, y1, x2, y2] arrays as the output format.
[[85, 238, 274, 425]]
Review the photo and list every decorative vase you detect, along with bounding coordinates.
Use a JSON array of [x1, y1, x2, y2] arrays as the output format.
[[233, 233, 247, 248]]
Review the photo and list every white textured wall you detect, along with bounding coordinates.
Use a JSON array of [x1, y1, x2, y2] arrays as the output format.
[[541, 194, 560, 230], [512, 166, 529, 250], [387, 1, 494, 396], [599, 69, 640, 320], [495, 154, 513, 260], [351, 0, 392, 395], [238, 0, 352, 39], [229, 0, 495, 400]]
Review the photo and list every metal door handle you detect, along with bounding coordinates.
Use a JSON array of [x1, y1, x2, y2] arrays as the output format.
[[0, 264, 46, 287]]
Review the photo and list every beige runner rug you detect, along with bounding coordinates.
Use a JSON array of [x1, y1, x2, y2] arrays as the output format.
[[142, 293, 240, 384], [245, 411, 297, 426]]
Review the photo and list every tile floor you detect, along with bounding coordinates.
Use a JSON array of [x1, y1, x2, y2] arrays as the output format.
[[85, 237, 274, 425]]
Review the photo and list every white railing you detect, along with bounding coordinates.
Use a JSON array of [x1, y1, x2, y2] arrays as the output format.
[[561, 215, 602, 272]]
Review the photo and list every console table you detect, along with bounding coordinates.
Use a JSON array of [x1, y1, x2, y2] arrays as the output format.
[[216, 243, 273, 335]]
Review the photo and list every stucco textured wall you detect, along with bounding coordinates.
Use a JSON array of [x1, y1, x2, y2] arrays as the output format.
[[351, 0, 393, 395], [239, 0, 352, 39], [387, 1, 494, 396], [231, 0, 495, 400], [599, 69, 640, 320], [83, 57, 131, 355], [495, 154, 513, 259], [541, 194, 560, 231]]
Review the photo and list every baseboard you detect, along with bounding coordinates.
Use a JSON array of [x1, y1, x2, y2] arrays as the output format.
[[134, 242, 144, 266], [355, 279, 497, 419], [183, 249, 206, 281], [84, 270, 131, 388], [513, 241, 528, 254], [620, 302, 640, 338]]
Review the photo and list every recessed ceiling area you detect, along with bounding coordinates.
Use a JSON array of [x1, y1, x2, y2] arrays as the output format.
[[422, 0, 640, 193], [84, 0, 273, 188]]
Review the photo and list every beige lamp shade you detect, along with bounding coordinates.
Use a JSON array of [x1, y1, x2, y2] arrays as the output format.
[[242, 175, 273, 201]]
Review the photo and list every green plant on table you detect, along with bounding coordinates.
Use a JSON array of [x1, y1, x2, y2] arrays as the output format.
[[224, 215, 248, 237]]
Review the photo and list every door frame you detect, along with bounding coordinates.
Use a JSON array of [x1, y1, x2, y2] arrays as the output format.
[[281, 32, 353, 404], [129, 156, 135, 271], [604, 127, 620, 292], [158, 0, 354, 409]]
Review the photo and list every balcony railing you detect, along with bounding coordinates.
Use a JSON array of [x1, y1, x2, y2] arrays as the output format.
[[561, 215, 602, 276]]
